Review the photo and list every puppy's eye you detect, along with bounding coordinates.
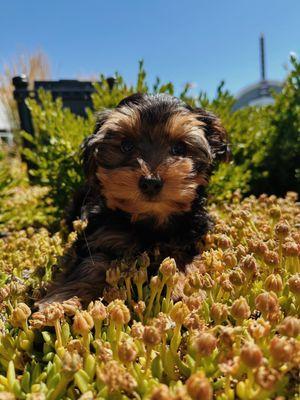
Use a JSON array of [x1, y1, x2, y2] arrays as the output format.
[[170, 141, 187, 156], [121, 139, 135, 153]]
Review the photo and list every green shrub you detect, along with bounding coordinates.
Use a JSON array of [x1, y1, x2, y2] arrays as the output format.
[[19, 58, 300, 219]]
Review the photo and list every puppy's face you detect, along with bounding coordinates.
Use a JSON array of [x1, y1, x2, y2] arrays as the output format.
[[83, 94, 229, 224]]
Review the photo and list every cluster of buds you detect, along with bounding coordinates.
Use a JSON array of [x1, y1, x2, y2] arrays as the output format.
[[0, 193, 299, 398]]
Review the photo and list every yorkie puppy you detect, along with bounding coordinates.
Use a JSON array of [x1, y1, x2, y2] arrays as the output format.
[[41, 93, 230, 305]]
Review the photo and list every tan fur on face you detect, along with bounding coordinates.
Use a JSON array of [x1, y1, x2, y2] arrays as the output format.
[[99, 106, 141, 138], [165, 112, 206, 140], [96, 158, 207, 225]]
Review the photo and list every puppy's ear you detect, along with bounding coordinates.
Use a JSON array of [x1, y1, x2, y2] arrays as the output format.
[[81, 110, 111, 179], [194, 108, 231, 162]]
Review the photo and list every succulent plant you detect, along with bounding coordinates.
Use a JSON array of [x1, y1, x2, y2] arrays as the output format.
[[0, 192, 299, 399]]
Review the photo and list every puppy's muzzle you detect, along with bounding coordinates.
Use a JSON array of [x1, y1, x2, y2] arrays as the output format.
[[139, 176, 163, 197]]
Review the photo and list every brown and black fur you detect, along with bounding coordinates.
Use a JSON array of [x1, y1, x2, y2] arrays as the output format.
[[40, 93, 230, 305]]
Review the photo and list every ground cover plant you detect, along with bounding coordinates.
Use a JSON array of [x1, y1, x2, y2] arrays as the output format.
[[0, 186, 299, 399]]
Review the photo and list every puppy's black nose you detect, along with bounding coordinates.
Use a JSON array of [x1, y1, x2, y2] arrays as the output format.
[[139, 176, 163, 196]]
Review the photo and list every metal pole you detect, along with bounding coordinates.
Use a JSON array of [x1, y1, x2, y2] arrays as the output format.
[[260, 34, 266, 81]]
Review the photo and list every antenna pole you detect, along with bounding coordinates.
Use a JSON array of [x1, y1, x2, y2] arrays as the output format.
[[260, 34, 266, 81]]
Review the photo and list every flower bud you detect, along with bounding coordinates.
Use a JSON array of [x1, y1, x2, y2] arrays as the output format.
[[106, 267, 121, 286], [186, 372, 213, 400], [217, 235, 232, 249], [133, 268, 147, 286], [107, 300, 130, 325], [240, 255, 258, 273], [130, 321, 145, 339], [62, 350, 83, 373], [43, 302, 64, 325], [142, 326, 161, 346], [118, 340, 137, 363], [88, 300, 107, 321], [211, 303, 228, 323], [278, 316, 300, 337], [247, 318, 270, 340], [240, 342, 263, 368], [282, 241, 299, 257], [169, 301, 190, 325], [231, 297, 251, 321], [223, 251, 237, 268], [255, 292, 279, 315], [269, 336, 293, 363], [288, 274, 300, 294], [275, 222, 289, 239], [150, 385, 171, 400], [229, 268, 246, 286], [62, 297, 82, 317], [269, 206, 281, 220], [192, 332, 217, 357], [159, 257, 177, 278], [264, 274, 283, 293], [263, 251, 279, 267], [73, 311, 94, 335], [137, 252, 150, 269], [10, 303, 31, 328], [255, 366, 281, 390]]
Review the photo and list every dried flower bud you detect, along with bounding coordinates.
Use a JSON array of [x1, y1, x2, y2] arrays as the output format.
[[269, 337, 293, 363], [255, 292, 279, 315], [211, 303, 228, 323], [236, 245, 247, 260], [62, 297, 82, 316], [231, 297, 251, 321], [264, 274, 283, 292], [94, 340, 113, 362], [247, 318, 270, 340], [137, 252, 150, 269], [169, 301, 190, 325], [150, 385, 171, 400], [255, 366, 281, 390], [229, 268, 246, 286], [159, 257, 177, 278], [30, 311, 47, 329], [106, 267, 121, 286], [73, 311, 94, 335], [0, 286, 10, 302], [278, 316, 300, 337], [10, 303, 31, 328], [43, 302, 64, 325], [142, 326, 161, 346], [282, 241, 299, 257], [73, 219, 88, 233], [98, 360, 137, 394], [133, 301, 146, 316], [217, 234, 232, 249], [192, 332, 217, 357], [263, 251, 280, 267], [67, 339, 86, 357], [130, 321, 145, 339], [186, 372, 213, 400], [107, 300, 130, 325], [88, 300, 107, 321], [240, 342, 263, 368], [118, 340, 137, 363], [133, 268, 147, 286], [275, 222, 290, 239], [62, 350, 83, 373], [240, 255, 258, 273], [269, 206, 281, 220], [288, 274, 300, 294], [223, 251, 237, 268], [150, 276, 161, 291]]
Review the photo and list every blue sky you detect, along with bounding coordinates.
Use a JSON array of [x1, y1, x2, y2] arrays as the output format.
[[1, 0, 299, 97]]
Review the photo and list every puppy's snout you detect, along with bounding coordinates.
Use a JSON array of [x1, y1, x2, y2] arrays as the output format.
[[139, 176, 163, 197]]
